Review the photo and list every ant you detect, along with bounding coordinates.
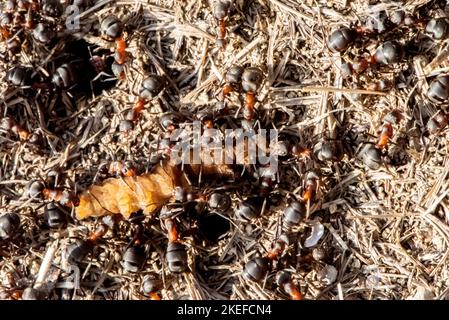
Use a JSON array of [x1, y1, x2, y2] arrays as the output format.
[[160, 189, 233, 273], [0, 13, 13, 41], [32, 22, 56, 46], [42, 0, 63, 18], [366, 79, 393, 92], [160, 202, 184, 244], [265, 236, 288, 261], [52, 59, 93, 89], [212, 0, 231, 49], [359, 143, 382, 170], [98, 161, 137, 178], [327, 10, 429, 54], [100, 15, 127, 79], [359, 110, 401, 169], [1, 0, 40, 39], [425, 18, 449, 41], [376, 122, 393, 150], [67, 223, 109, 264], [243, 234, 289, 282], [340, 40, 404, 75], [6, 65, 33, 87], [119, 75, 166, 133], [376, 111, 401, 151], [166, 241, 188, 274], [160, 201, 189, 273], [235, 196, 264, 222], [276, 271, 303, 300], [313, 139, 344, 162], [41, 188, 80, 207], [290, 145, 313, 161], [1, 116, 42, 146], [122, 224, 148, 272], [241, 67, 264, 122], [25, 180, 80, 207], [43, 202, 67, 229], [282, 200, 306, 230]]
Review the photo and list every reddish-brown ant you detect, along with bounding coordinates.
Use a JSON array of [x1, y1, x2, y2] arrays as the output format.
[[120, 75, 165, 133], [342, 40, 404, 75], [159, 203, 189, 273], [115, 37, 127, 65], [327, 10, 428, 54], [24, 180, 80, 208], [163, 216, 179, 243], [243, 235, 289, 282], [100, 15, 127, 77], [241, 67, 264, 121], [67, 223, 109, 264], [359, 111, 401, 169], [121, 224, 148, 273], [376, 110, 401, 151], [213, 0, 231, 49], [265, 237, 288, 261], [427, 74, 449, 104], [291, 145, 312, 160], [0, 212, 20, 240]]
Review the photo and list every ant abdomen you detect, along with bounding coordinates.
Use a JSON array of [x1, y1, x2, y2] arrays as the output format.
[[327, 27, 356, 53], [427, 74, 449, 104], [242, 257, 270, 282], [373, 41, 404, 66], [425, 18, 449, 40], [166, 242, 188, 273]]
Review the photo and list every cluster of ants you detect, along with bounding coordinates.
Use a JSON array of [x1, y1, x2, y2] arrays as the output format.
[[327, 6, 449, 168], [0, 0, 305, 300], [2, 0, 449, 301]]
